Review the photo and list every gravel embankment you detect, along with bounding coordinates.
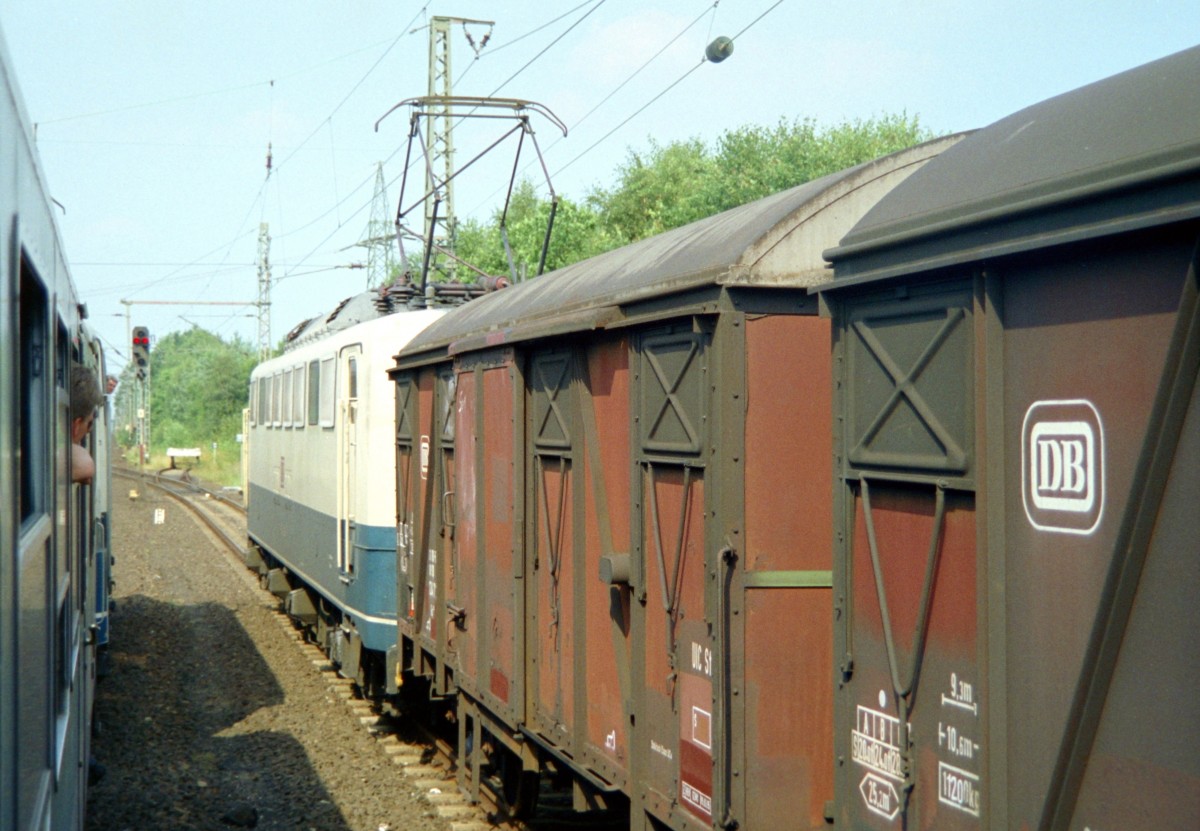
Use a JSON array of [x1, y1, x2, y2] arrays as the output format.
[[86, 482, 449, 831]]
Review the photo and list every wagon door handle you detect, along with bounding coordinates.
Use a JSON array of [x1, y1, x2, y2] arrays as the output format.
[[441, 490, 455, 538]]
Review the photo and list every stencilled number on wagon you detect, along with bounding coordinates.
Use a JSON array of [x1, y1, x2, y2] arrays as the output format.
[[690, 641, 712, 677], [396, 522, 412, 572]]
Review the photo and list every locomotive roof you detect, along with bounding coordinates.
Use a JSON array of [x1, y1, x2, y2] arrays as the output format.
[[276, 281, 495, 355], [277, 289, 413, 353], [824, 45, 1200, 288], [394, 133, 962, 363]]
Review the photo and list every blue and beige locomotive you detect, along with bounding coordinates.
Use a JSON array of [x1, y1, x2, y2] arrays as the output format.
[[245, 284, 498, 696]]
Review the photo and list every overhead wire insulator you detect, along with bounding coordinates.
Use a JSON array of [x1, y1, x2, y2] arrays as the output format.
[[705, 36, 734, 63]]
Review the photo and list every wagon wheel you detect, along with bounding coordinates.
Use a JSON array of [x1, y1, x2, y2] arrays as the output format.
[[492, 751, 540, 820]]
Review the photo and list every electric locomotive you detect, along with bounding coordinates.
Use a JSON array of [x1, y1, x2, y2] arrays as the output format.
[[245, 283, 498, 696]]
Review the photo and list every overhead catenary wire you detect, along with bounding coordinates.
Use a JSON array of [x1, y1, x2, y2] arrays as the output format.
[[287, 0, 652, 279], [454, 0, 602, 87], [465, 1, 719, 216], [222, 3, 431, 276], [346, 0, 763, 270], [356, 0, 619, 261], [121, 227, 258, 299], [32, 34, 410, 128], [554, 0, 786, 179], [115, 1, 785, 321], [365, 0, 611, 234], [485, 0, 610, 98], [562, 3, 716, 139]]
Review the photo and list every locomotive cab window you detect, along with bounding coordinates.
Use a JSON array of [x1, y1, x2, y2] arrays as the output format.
[[319, 356, 335, 427]]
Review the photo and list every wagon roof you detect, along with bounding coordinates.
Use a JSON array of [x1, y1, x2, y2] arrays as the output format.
[[824, 45, 1200, 289], [396, 134, 963, 362]]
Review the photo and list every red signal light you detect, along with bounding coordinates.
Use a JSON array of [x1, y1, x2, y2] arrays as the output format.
[[132, 326, 151, 374]]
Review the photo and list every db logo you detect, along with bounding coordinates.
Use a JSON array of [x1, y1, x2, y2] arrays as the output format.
[[1022, 400, 1105, 535]]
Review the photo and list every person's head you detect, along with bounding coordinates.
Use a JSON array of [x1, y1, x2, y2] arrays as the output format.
[[71, 365, 104, 443]]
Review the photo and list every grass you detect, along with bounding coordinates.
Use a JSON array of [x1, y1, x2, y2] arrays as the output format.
[[120, 446, 245, 489]]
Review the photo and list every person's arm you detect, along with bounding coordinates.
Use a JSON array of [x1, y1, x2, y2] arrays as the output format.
[[72, 442, 95, 485]]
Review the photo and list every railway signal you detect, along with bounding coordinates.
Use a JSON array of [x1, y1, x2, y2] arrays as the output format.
[[132, 326, 150, 379]]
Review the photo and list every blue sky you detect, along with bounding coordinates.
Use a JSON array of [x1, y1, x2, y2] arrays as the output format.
[[2, 1, 1196, 372]]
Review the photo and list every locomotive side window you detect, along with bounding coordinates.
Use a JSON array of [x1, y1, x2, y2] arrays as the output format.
[[271, 372, 281, 428], [347, 356, 358, 399], [292, 365, 305, 428], [248, 379, 256, 426], [307, 360, 320, 425], [257, 377, 268, 427], [319, 356, 336, 427], [281, 368, 293, 428]]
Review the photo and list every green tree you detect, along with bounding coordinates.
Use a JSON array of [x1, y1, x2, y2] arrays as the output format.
[[144, 327, 257, 455], [456, 180, 617, 281], [598, 114, 933, 244], [595, 137, 715, 243]]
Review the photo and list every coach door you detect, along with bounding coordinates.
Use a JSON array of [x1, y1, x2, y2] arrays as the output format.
[[337, 345, 362, 575]]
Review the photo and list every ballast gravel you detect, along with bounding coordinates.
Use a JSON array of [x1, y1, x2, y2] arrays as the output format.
[[86, 482, 449, 831]]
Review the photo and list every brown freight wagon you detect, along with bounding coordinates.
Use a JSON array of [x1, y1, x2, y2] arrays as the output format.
[[388, 136, 960, 830], [819, 47, 1200, 830]]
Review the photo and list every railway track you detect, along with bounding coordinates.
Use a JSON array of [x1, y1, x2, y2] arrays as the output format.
[[112, 466, 617, 831]]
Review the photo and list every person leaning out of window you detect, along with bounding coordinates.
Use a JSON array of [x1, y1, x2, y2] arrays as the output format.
[[71, 365, 105, 485]]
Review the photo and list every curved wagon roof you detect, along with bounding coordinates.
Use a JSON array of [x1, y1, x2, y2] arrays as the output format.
[[824, 45, 1200, 288], [395, 134, 964, 364]]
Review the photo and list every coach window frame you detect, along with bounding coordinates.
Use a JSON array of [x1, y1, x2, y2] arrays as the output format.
[[16, 247, 56, 824], [52, 320, 75, 776]]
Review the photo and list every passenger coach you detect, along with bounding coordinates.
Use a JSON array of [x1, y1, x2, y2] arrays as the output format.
[[388, 135, 962, 830], [1, 25, 113, 831]]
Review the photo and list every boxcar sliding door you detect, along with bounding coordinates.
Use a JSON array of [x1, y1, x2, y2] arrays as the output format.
[[526, 347, 580, 754], [633, 325, 713, 829]]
